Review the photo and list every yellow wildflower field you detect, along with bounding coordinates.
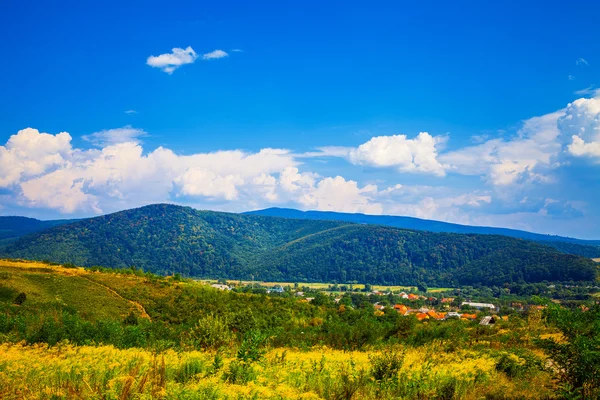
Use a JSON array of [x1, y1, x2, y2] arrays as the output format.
[[0, 342, 553, 399]]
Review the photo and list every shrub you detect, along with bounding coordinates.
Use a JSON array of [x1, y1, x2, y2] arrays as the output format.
[[223, 361, 256, 384], [370, 350, 405, 382], [13, 292, 26, 305], [185, 314, 232, 350], [237, 330, 268, 362]]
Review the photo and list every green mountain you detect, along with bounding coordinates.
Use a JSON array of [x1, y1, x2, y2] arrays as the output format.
[[2, 204, 596, 286], [246, 208, 600, 257], [0, 216, 74, 247]]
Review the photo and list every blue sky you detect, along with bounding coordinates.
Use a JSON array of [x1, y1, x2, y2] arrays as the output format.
[[1, 1, 600, 238]]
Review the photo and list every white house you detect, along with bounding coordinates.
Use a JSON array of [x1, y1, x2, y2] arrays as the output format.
[[462, 302, 495, 310], [211, 284, 231, 291]]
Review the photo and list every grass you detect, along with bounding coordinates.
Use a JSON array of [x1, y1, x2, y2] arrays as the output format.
[[0, 259, 137, 320], [202, 279, 453, 293], [0, 342, 554, 399]]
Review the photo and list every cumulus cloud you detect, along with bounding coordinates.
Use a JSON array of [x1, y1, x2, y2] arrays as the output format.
[[202, 50, 228, 60], [1, 128, 389, 215], [348, 132, 446, 176], [146, 46, 198, 74], [440, 111, 563, 185], [174, 169, 242, 200], [576, 57, 589, 66], [306, 133, 446, 176], [558, 96, 600, 159], [0, 128, 72, 187], [82, 126, 147, 146]]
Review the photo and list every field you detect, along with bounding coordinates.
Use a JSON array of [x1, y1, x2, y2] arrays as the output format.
[[0, 342, 553, 400], [202, 279, 453, 293], [1, 259, 599, 399]]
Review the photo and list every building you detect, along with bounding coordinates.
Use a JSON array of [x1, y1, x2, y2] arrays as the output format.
[[211, 284, 231, 291], [479, 316, 497, 326], [446, 311, 461, 319], [461, 302, 496, 310]]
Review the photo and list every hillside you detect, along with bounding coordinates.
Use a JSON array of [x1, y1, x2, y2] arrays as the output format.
[[246, 208, 600, 257], [0, 259, 576, 399], [2, 204, 596, 286], [0, 216, 73, 247]]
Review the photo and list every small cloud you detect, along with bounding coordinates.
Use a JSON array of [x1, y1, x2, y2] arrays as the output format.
[[568, 75, 575, 81], [574, 85, 600, 97], [471, 134, 489, 144], [124, 110, 137, 115], [230, 48, 244, 52], [83, 126, 147, 146], [202, 49, 228, 60], [576, 57, 589, 66], [146, 46, 198, 74]]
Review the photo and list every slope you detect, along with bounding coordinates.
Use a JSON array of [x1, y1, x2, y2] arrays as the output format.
[[1, 204, 346, 278], [246, 208, 600, 256], [253, 224, 596, 286], [0, 216, 74, 247], [0, 259, 137, 321], [2, 204, 596, 286]]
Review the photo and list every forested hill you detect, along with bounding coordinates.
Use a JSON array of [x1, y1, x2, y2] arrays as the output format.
[[0, 216, 74, 246], [1, 204, 597, 286], [246, 208, 600, 257]]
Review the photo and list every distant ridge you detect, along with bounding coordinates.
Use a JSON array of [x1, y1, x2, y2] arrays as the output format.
[[245, 208, 600, 256], [0, 216, 74, 246]]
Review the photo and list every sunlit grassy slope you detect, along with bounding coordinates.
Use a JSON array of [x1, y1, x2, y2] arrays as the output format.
[[0, 259, 138, 321]]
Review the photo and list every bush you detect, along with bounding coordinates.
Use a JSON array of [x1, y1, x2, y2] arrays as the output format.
[[13, 292, 26, 305], [370, 350, 405, 382], [223, 361, 256, 384], [185, 314, 233, 350], [237, 330, 268, 362]]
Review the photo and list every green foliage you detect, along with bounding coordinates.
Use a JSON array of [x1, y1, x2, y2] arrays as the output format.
[[223, 361, 256, 384], [237, 330, 268, 362], [536, 304, 600, 399], [2, 204, 596, 287], [370, 351, 405, 382], [185, 314, 233, 350]]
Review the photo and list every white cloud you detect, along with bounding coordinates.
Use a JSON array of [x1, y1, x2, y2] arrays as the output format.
[[568, 75, 575, 81], [230, 49, 244, 53], [568, 135, 600, 157], [202, 50, 228, 60], [440, 111, 563, 185], [82, 126, 147, 146], [558, 96, 600, 159], [124, 110, 137, 115], [574, 86, 599, 97], [174, 169, 242, 200], [302, 176, 381, 214], [0, 128, 72, 187], [576, 57, 589, 66], [20, 169, 100, 214], [315, 132, 445, 176], [146, 46, 198, 74]]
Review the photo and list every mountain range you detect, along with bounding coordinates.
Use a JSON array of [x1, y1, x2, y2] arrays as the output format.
[[246, 208, 600, 257], [0, 204, 597, 287]]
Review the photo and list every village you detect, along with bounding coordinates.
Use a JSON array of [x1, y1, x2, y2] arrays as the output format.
[[207, 281, 552, 326]]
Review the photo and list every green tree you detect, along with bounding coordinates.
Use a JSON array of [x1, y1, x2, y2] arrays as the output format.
[[536, 305, 600, 399]]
